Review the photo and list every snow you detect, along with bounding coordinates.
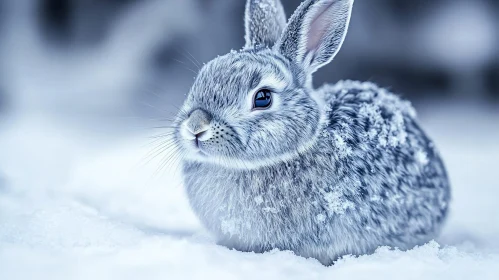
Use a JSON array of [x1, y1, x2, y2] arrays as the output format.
[[414, 149, 429, 166], [322, 190, 354, 215], [316, 213, 327, 223], [1, 104, 499, 279], [356, 84, 413, 148], [254, 195, 264, 205], [331, 131, 353, 158]]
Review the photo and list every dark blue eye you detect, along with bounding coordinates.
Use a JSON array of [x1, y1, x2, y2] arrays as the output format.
[[253, 89, 272, 109]]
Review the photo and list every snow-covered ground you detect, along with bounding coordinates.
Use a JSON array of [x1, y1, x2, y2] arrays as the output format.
[[0, 103, 498, 280]]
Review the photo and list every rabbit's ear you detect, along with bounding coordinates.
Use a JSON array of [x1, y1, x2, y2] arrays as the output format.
[[276, 0, 353, 73], [244, 0, 287, 48]]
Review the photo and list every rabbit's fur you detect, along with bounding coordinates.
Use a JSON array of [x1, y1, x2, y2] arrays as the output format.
[[173, 0, 450, 265]]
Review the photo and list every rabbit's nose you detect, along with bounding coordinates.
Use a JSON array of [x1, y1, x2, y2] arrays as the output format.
[[184, 109, 212, 140]]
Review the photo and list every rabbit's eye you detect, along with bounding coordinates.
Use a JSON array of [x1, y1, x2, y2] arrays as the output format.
[[253, 89, 272, 110]]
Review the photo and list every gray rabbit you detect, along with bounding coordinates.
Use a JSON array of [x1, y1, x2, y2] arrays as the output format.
[[172, 0, 450, 265]]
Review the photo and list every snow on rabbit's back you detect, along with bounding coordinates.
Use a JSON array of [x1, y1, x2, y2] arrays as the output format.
[[170, 0, 450, 265]]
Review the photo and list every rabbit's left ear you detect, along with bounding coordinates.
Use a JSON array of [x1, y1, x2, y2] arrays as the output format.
[[276, 0, 354, 74], [244, 0, 287, 48]]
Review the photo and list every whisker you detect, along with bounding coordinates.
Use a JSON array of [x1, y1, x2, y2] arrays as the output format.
[[173, 58, 199, 75], [140, 101, 170, 114], [145, 136, 176, 147], [148, 131, 176, 139], [164, 149, 183, 176], [139, 136, 178, 166], [185, 49, 202, 68], [176, 49, 201, 70], [154, 147, 179, 176], [146, 90, 169, 104], [150, 125, 177, 130], [146, 139, 178, 159]]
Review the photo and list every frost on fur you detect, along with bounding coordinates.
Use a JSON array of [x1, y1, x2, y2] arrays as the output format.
[[323, 80, 417, 150]]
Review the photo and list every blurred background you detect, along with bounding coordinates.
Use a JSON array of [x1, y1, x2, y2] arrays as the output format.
[[0, 0, 497, 123], [0, 0, 498, 261]]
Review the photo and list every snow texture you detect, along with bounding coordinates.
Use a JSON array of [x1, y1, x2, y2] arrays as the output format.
[[1, 104, 498, 279]]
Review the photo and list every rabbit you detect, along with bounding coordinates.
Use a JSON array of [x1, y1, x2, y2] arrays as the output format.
[[171, 0, 451, 265]]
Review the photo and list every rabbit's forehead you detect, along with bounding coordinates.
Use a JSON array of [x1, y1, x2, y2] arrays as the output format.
[[190, 52, 292, 104]]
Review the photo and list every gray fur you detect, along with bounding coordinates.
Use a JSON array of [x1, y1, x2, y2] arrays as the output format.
[[171, 0, 450, 265], [276, 0, 353, 73], [245, 0, 287, 48]]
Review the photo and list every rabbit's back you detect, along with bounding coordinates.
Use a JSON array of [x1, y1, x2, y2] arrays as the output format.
[[314, 80, 451, 249], [258, 80, 451, 263]]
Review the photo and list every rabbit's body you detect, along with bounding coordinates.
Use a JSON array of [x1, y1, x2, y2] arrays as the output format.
[[183, 80, 449, 264], [174, 0, 451, 265]]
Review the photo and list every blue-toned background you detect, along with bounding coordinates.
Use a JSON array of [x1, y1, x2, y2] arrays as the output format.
[[0, 1, 498, 279]]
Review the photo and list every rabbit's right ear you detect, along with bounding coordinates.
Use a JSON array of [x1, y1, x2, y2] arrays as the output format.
[[244, 0, 287, 49], [276, 0, 353, 74]]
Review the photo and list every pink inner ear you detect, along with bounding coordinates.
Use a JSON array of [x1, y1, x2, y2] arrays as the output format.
[[306, 1, 339, 54]]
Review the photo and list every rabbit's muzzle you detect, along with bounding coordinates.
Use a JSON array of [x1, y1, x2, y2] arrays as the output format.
[[179, 109, 241, 158], [184, 109, 212, 137], [180, 109, 212, 151]]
